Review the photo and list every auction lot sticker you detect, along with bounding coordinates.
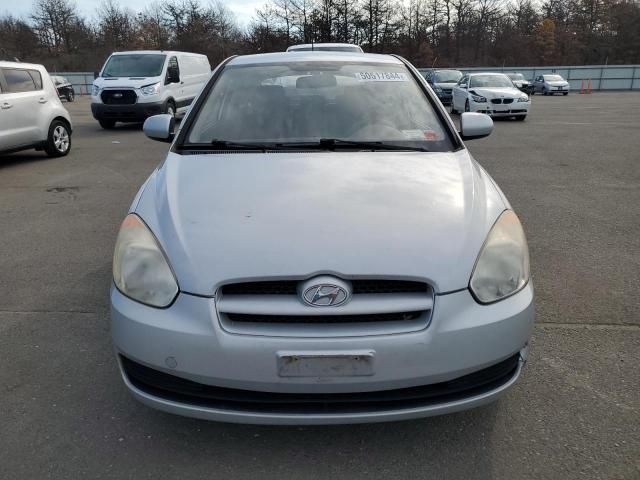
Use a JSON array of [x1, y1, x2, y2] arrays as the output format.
[[356, 71, 408, 82]]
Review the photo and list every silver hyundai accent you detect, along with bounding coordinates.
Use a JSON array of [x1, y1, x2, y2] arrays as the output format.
[[111, 52, 534, 424]]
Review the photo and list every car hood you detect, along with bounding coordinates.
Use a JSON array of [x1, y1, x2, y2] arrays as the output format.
[[434, 82, 457, 89], [134, 151, 507, 295], [94, 76, 161, 89], [469, 87, 522, 99]]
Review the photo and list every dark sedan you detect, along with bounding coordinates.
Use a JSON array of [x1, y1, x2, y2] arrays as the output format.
[[506, 73, 533, 94], [51, 75, 75, 102]]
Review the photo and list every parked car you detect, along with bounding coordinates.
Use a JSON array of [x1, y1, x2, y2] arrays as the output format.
[[51, 75, 75, 102], [424, 69, 463, 105], [287, 43, 363, 53], [451, 72, 530, 120], [0, 61, 72, 157], [505, 72, 533, 94], [111, 51, 534, 424], [91, 50, 211, 129], [532, 74, 570, 95]]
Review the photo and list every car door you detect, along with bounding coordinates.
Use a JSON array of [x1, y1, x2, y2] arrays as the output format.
[[534, 76, 543, 93], [0, 67, 45, 150]]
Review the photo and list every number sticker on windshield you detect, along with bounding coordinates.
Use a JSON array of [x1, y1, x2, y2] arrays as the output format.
[[356, 72, 408, 82]]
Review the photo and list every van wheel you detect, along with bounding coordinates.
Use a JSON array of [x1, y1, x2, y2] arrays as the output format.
[[165, 101, 176, 118], [44, 120, 71, 157], [99, 119, 115, 129]]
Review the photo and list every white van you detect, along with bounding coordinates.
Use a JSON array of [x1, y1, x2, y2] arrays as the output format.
[[0, 61, 72, 157], [91, 51, 211, 129]]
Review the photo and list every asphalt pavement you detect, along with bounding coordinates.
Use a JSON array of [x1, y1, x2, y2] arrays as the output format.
[[0, 93, 638, 479]]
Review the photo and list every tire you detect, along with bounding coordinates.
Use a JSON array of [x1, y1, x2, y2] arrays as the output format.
[[515, 115, 526, 121], [66, 91, 74, 102], [563, 92, 568, 96], [450, 102, 458, 114], [530, 90, 535, 96], [44, 120, 71, 157], [165, 100, 176, 118], [543, 89, 549, 96], [464, 99, 470, 112], [99, 119, 115, 129]]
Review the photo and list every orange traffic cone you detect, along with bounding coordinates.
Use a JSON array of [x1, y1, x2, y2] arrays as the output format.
[[580, 79, 585, 94], [587, 78, 592, 94]]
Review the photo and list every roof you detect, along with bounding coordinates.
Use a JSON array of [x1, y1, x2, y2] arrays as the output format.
[[0, 60, 46, 70], [288, 43, 362, 49], [228, 51, 401, 66], [110, 50, 206, 57], [468, 72, 509, 76]]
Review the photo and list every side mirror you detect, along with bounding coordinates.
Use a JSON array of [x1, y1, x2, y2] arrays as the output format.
[[459, 84, 468, 89], [143, 114, 175, 143], [166, 68, 180, 84], [459, 112, 493, 140]]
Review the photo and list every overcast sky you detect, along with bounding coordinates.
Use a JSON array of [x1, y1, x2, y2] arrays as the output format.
[[2, 0, 262, 27]]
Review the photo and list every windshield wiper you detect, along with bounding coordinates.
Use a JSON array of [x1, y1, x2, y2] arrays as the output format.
[[315, 138, 429, 152]]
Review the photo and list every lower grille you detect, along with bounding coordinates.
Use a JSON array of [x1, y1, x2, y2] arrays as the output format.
[[226, 311, 423, 324], [101, 89, 137, 105], [121, 354, 520, 414]]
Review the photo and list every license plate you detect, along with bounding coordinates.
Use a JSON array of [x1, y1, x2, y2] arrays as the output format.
[[277, 351, 375, 377]]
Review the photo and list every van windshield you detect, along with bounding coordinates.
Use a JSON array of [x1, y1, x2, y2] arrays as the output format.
[[183, 61, 453, 151], [102, 54, 166, 78]]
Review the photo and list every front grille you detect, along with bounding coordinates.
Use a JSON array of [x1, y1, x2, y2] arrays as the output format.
[[101, 89, 137, 105], [121, 354, 521, 414], [218, 277, 434, 333], [490, 99, 502, 104], [226, 311, 423, 324], [221, 279, 428, 296], [503, 98, 514, 104], [441, 88, 452, 94]]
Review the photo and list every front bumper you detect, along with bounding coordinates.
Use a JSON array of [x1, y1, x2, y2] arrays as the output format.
[[91, 101, 164, 122], [111, 284, 534, 424], [470, 100, 530, 117]]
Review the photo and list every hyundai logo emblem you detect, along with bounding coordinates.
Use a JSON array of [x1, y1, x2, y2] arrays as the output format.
[[300, 276, 351, 307]]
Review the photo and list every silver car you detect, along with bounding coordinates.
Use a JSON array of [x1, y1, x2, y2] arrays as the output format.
[[111, 52, 534, 424], [533, 74, 570, 95]]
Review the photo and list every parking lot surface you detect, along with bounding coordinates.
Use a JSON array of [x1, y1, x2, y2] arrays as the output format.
[[1, 93, 638, 479]]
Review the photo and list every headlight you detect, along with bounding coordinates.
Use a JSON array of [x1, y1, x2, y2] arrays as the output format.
[[113, 214, 178, 308], [469, 210, 530, 304], [471, 94, 487, 103], [518, 96, 529, 102], [92, 85, 100, 96], [141, 82, 161, 96]]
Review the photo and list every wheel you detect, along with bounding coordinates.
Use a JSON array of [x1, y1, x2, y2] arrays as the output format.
[[165, 100, 176, 118], [543, 89, 548, 96], [515, 115, 526, 121], [530, 90, 535, 96], [66, 91, 74, 102], [99, 119, 116, 129], [563, 92, 568, 96], [464, 99, 470, 112], [44, 120, 71, 157], [450, 102, 458, 114]]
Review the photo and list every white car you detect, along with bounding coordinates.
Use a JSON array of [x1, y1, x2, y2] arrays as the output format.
[[532, 74, 570, 95], [91, 51, 211, 129], [0, 61, 72, 157], [451, 73, 530, 121]]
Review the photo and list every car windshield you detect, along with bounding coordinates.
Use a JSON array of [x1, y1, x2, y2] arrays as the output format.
[[469, 74, 514, 88], [434, 70, 462, 83], [507, 73, 524, 80], [184, 61, 452, 151], [101, 54, 166, 78], [543, 74, 564, 81]]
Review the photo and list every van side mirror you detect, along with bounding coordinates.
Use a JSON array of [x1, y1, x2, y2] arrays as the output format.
[[459, 112, 493, 140], [143, 114, 175, 143], [166, 68, 180, 84]]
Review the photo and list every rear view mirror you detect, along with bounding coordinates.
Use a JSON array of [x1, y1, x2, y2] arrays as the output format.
[[143, 114, 175, 142], [167, 68, 180, 84], [459, 112, 493, 140]]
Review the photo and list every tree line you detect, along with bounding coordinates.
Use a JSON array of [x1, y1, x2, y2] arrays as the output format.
[[1, 0, 638, 72]]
